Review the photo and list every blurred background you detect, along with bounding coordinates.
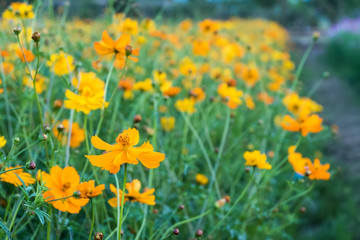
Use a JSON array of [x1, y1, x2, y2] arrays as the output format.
[[1, 0, 360, 239]]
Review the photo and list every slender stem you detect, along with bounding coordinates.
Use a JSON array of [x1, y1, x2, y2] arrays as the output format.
[[197, 107, 231, 228], [181, 113, 221, 198], [11, 210, 29, 237], [119, 164, 128, 240], [47, 208, 52, 240], [95, 57, 116, 136], [206, 179, 253, 238], [0, 55, 13, 139], [6, 200, 22, 240], [88, 200, 95, 240], [0, 166, 25, 175], [46, 194, 74, 203], [84, 115, 90, 154], [114, 171, 121, 240], [291, 41, 314, 90], [160, 209, 213, 239]]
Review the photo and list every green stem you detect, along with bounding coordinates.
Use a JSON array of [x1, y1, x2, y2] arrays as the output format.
[[181, 113, 221, 198], [206, 179, 253, 237], [291, 41, 314, 90], [95, 57, 116, 136], [46, 194, 74, 203], [0, 166, 25, 175], [160, 209, 213, 239], [118, 164, 128, 240], [11, 210, 28, 237], [88, 200, 95, 240], [6, 200, 22, 240], [47, 208, 52, 240]]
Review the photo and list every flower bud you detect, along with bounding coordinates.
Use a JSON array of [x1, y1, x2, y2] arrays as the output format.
[[215, 198, 227, 208], [44, 124, 51, 133], [133, 114, 142, 123], [153, 209, 159, 214], [57, 124, 65, 133], [125, 45, 133, 56], [13, 137, 20, 144], [13, 27, 21, 35], [173, 228, 180, 235], [32, 32, 41, 43], [178, 204, 185, 211], [53, 99, 63, 109], [313, 32, 320, 42], [195, 229, 203, 237], [39, 134, 48, 141], [94, 232, 104, 240], [300, 207, 306, 213], [73, 191, 81, 198], [26, 161, 36, 170]]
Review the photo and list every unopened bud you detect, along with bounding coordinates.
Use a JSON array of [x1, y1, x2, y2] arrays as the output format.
[[153, 209, 158, 214], [94, 232, 103, 240], [300, 207, 306, 213], [245, 167, 250, 173], [57, 124, 65, 133], [313, 32, 320, 42], [215, 198, 227, 208], [73, 191, 81, 198], [173, 228, 180, 235], [13, 137, 20, 144], [133, 114, 142, 123], [44, 124, 51, 133], [26, 161, 36, 170], [39, 134, 48, 141], [178, 204, 185, 211], [195, 230, 203, 237], [13, 27, 21, 35], [125, 45, 133, 56], [53, 99, 63, 109], [32, 32, 41, 43]]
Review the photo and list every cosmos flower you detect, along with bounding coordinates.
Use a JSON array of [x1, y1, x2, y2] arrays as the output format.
[[85, 128, 165, 174], [244, 150, 272, 170], [0, 166, 35, 186], [108, 179, 155, 207]]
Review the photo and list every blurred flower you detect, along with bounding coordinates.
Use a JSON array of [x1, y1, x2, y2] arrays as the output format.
[[2, 2, 34, 19], [281, 114, 323, 136], [175, 98, 196, 114], [53, 120, 85, 148], [108, 179, 155, 207], [16, 48, 35, 62], [47, 51, 75, 76], [196, 173, 209, 185], [0, 136, 6, 148], [244, 150, 271, 170], [160, 117, 175, 132]]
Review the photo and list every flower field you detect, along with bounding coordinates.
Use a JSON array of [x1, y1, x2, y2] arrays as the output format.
[[0, 2, 334, 240]]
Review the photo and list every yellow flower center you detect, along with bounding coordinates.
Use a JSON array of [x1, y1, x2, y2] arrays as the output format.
[[86, 188, 93, 198], [62, 182, 71, 190], [82, 86, 94, 98]]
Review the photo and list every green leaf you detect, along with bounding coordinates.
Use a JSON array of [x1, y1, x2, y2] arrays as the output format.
[[0, 218, 12, 240]]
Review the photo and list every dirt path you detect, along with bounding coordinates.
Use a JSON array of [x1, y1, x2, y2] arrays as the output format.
[[302, 46, 360, 174]]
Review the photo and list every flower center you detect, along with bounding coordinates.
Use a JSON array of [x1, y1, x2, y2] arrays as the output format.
[[116, 133, 131, 149], [62, 182, 71, 190], [86, 188, 93, 197], [81, 86, 94, 98]]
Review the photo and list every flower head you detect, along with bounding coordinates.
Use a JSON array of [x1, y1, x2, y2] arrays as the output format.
[[281, 114, 323, 136], [0, 136, 6, 148], [85, 128, 165, 174], [2, 2, 34, 19], [244, 150, 271, 170], [53, 120, 85, 148], [196, 173, 209, 185], [47, 51, 75, 76], [42, 166, 89, 213], [175, 98, 196, 114], [77, 180, 105, 199], [108, 179, 155, 207], [0, 166, 35, 186]]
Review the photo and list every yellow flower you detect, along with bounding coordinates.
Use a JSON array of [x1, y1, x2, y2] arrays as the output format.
[[85, 128, 165, 174], [175, 98, 196, 114], [23, 70, 47, 93], [196, 173, 209, 185], [0, 136, 6, 148], [217, 83, 243, 109], [47, 51, 75, 76], [133, 78, 153, 92], [77, 180, 105, 199], [179, 57, 197, 76], [244, 150, 271, 170], [2, 2, 34, 19], [120, 18, 139, 35], [160, 117, 175, 132], [65, 72, 107, 114], [241, 66, 259, 87]]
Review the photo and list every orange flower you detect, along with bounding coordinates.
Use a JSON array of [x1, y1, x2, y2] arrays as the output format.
[[241, 66, 259, 87], [307, 159, 330, 180], [217, 83, 243, 109], [190, 87, 206, 102], [77, 180, 105, 199], [195, 173, 209, 185], [0, 166, 35, 186], [281, 114, 323, 136], [257, 92, 274, 105], [85, 128, 165, 174], [42, 166, 89, 213], [108, 179, 155, 207], [53, 120, 85, 148], [16, 48, 35, 62], [198, 19, 219, 34], [94, 31, 140, 66]]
